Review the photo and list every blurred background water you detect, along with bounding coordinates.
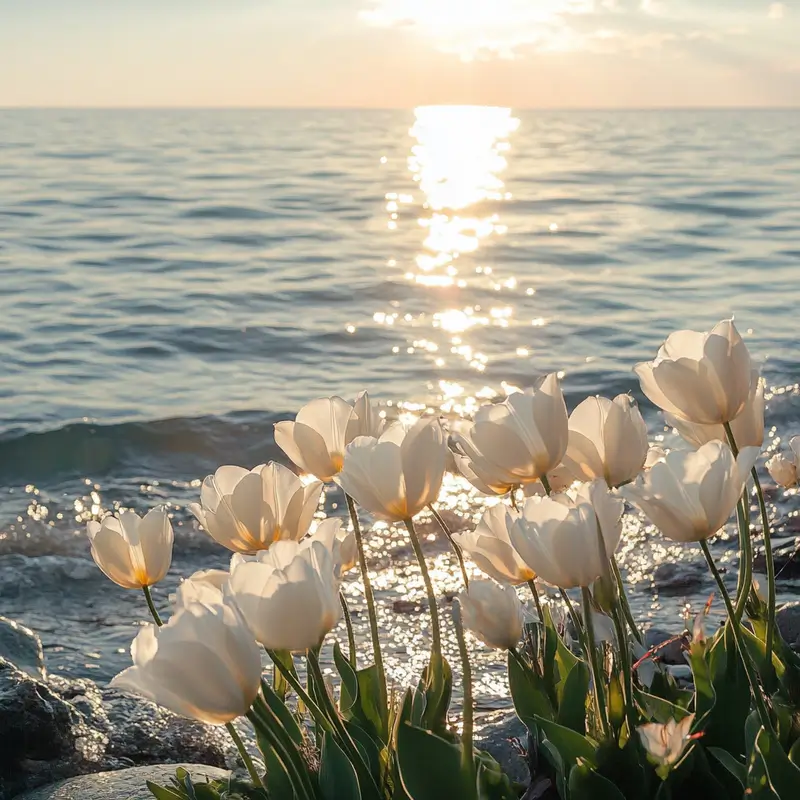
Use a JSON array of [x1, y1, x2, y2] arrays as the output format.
[[1, 108, 799, 714]]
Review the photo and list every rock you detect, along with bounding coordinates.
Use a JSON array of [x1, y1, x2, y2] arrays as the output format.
[[0, 617, 46, 679], [474, 710, 528, 785], [16, 763, 229, 800], [644, 627, 687, 665], [776, 602, 800, 649], [652, 561, 707, 595]]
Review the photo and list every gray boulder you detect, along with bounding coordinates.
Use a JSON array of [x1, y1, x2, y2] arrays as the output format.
[[644, 627, 687, 665], [777, 601, 800, 649], [16, 763, 229, 800], [0, 617, 46, 679], [652, 561, 708, 595], [474, 710, 528, 785]]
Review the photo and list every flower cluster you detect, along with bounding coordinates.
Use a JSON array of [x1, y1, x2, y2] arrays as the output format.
[[85, 321, 800, 800]]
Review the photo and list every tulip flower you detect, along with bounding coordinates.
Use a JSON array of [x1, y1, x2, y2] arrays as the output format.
[[307, 517, 358, 574], [766, 437, 799, 488], [111, 593, 262, 725], [349, 390, 385, 440], [561, 394, 649, 488], [452, 504, 534, 585], [87, 508, 173, 589], [172, 568, 229, 607], [635, 319, 753, 425], [451, 374, 568, 495], [457, 580, 524, 651], [665, 376, 765, 449], [508, 480, 623, 589], [621, 440, 759, 543], [644, 446, 667, 469], [638, 715, 695, 775], [189, 463, 322, 553], [336, 417, 447, 521], [229, 539, 341, 652]]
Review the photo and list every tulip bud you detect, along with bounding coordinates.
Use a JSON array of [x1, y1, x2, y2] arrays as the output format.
[[635, 319, 753, 425], [638, 715, 695, 777], [766, 439, 799, 489], [622, 441, 759, 543], [87, 508, 173, 589], [111, 592, 262, 725], [457, 580, 524, 651], [592, 572, 617, 614], [189, 463, 322, 553]]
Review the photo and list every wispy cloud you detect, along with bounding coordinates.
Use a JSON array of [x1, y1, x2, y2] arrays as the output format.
[[768, 3, 786, 20]]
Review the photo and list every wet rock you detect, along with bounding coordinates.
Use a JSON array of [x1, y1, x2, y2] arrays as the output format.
[[16, 763, 229, 800], [652, 561, 708, 595], [776, 602, 800, 649], [0, 616, 46, 679], [644, 627, 687, 665], [474, 710, 528, 785]]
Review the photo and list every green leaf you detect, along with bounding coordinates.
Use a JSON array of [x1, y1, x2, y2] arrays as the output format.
[[754, 727, 800, 799], [507, 650, 554, 727], [420, 652, 452, 735], [608, 671, 625, 737], [788, 738, 800, 768], [687, 639, 715, 730], [708, 746, 746, 788], [539, 738, 568, 800], [556, 661, 589, 735], [635, 690, 691, 724], [259, 680, 304, 745], [534, 715, 598, 768], [568, 761, 626, 800], [541, 609, 560, 706], [334, 642, 361, 716], [147, 782, 185, 800], [320, 731, 362, 800], [704, 626, 750, 753], [396, 722, 476, 800], [475, 760, 518, 800], [345, 719, 383, 786]]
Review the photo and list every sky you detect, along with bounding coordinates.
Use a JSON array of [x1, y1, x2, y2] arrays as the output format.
[[0, 0, 797, 108]]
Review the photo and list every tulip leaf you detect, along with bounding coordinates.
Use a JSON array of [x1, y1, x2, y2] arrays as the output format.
[[356, 663, 387, 741], [556, 661, 589, 735], [538, 738, 568, 800], [396, 722, 476, 800], [540, 609, 560, 705], [475, 759, 518, 800], [752, 727, 800, 799], [635, 689, 691, 724], [568, 761, 626, 800], [687, 639, 716, 730], [334, 642, 360, 717], [608, 671, 625, 737], [320, 731, 362, 800], [534, 715, 598, 769], [419, 652, 453, 735], [507, 650, 554, 728], [259, 680, 304, 745], [147, 782, 185, 800], [708, 747, 746, 788], [789, 738, 800, 768], [344, 719, 383, 785]]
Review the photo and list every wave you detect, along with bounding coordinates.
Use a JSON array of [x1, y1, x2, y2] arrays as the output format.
[[0, 411, 289, 485]]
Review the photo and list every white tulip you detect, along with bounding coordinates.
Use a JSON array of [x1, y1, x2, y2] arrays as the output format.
[[350, 390, 386, 439], [644, 446, 667, 469], [635, 319, 753, 425], [665, 376, 765, 449], [87, 508, 173, 589], [451, 374, 569, 495], [638, 715, 695, 772], [189, 463, 322, 553], [337, 418, 447, 521], [508, 480, 623, 589], [111, 593, 262, 725], [307, 517, 358, 574], [172, 569, 229, 607], [621, 440, 759, 543], [561, 394, 649, 488], [229, 539, 341, 652], [457, 580, 524, 651], [766, 437, 799, 488], [452, 504, 534, 585]]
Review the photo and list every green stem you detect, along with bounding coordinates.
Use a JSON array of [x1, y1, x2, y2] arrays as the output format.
[[266, 649, 334, 734], [452, 601, 475, 786], [560, 587, 585, 647], [226, 721, 265, 789], [428, 504, 470, 589], [540, 474, 552, 496], [527, 579, 544, 621], [611, 558, 643, 645], [404, 517, 442, 660], [611, 603, 636, 734], [306, 649, 381, 798], [699, 540, 773, 735], [345, 494, 387, 711], [339, 591, 357, 668], [581, 587, 610, 739], [752, 465, 777, 688], [142, 585, 163, 627]]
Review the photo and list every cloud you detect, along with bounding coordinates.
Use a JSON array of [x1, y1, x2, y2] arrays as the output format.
[[768, 3, 786, 20]]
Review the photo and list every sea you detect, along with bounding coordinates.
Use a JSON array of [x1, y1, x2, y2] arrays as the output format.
[[1, 108, 799, 717]]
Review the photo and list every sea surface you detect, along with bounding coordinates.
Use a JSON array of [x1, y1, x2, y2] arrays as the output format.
[[1, 108, 799, 717]]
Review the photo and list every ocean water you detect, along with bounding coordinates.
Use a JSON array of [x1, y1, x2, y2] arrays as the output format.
[[1, 108, 799, 713]]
